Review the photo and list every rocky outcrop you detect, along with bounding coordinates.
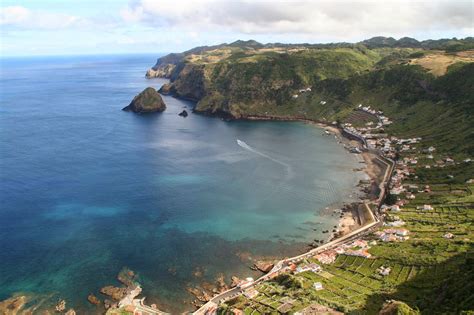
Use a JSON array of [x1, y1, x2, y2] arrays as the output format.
[[87, 294, 100, 305], [100, 286, 127, 301], [178, 110, 188, 117], [117, 268, 137, 287], [55, 299, 66, 312], [215, 274, 229, 293], [230, 276, 242, 287], [159, 83, 172, 95], [122, 87, 166, 113], [0, 295, 27, 314], [254, 261, 274, 273], [146, 64, 176, 78], [186, 286, 212, 303]]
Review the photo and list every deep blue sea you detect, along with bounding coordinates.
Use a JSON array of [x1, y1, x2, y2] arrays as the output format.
[[0, 54, 364, 313]]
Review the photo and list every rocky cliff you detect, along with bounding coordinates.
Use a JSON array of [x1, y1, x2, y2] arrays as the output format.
[[152, 46, 381, 118]]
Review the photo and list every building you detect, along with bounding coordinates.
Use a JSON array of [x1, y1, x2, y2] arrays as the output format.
[[443, 233, 454, 239], [295, 263, 321, 274], [378, 266, 391, 276], [375, 229, 410, 242], [314, 250, 337, 264], [243, 287, 259, 299], [345, 249, 372, 258], [313, 282, 323, 291]]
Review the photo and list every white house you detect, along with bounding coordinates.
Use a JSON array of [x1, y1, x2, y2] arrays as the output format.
[[313, 282, 323, 291], [378, 266, 391, 276], [443, 233, 454, 239]]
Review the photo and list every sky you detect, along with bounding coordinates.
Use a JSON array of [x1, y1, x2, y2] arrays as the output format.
[[0, 0, 473, 56]]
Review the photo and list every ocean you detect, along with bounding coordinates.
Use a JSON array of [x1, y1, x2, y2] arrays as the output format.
[[0, 54, 364, 313]]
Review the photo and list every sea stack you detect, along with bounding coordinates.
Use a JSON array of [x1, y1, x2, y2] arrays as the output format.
[[122, 87, 166, 113]]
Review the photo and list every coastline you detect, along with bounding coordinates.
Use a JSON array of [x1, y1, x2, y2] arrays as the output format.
[[181, 112, 386, 311], [185, 109, 377, 240], [193, 112, 393, 313], [237, 114, 382, 236]]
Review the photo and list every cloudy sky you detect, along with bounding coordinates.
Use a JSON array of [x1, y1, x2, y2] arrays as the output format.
[[1, 0, 472, 56]]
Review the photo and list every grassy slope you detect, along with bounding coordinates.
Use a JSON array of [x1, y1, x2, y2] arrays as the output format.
[[192, 47, 383, 116]]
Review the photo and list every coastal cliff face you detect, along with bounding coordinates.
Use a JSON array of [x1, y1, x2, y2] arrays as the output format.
[[164, 63, 207, 101], [154, 46, 381, 118], [146, 64, 176, 78], [147, 38, 474, 154]]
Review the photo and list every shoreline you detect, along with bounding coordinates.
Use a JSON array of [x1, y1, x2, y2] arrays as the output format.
[[183, 112, 386, 311], [194, 114, 393, 313], [238, 114, 381, 236], [151, 107, 385, 312]]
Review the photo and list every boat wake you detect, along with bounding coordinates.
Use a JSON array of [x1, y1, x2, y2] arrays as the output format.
[[236, 139, 294, 179]]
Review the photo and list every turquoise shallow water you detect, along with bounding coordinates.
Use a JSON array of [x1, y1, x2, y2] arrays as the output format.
[[0, 55, 363, 312]]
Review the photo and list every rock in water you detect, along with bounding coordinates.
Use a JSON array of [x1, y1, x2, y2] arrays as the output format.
[[122, 87, 166, 113], [100, 286, 127, 301], [178, 110, 188, 117], [254, 261, 274, 273], [87, 293, 101, 305], [0, 296, 27, 314], [55, 299, 66, 312]]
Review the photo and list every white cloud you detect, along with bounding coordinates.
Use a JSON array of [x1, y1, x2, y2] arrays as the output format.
[[0, 6, 30, 25], [121, 0, 474, 40], [0, 5, 88, 30]]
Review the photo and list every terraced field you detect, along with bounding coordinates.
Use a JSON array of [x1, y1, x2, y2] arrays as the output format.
[[344, 110, 379, 127]]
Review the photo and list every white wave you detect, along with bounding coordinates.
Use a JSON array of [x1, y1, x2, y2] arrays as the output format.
[[236, 139, 294, 179]]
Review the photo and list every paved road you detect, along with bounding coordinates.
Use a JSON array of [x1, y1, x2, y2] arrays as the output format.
[[195, 204, 382, 314]]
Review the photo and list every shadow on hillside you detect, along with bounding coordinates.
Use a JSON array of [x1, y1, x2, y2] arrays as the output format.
[[352, 244, 474, 314]]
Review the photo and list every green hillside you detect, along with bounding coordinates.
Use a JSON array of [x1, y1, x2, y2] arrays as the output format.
[[154, 40, 473, 157]]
